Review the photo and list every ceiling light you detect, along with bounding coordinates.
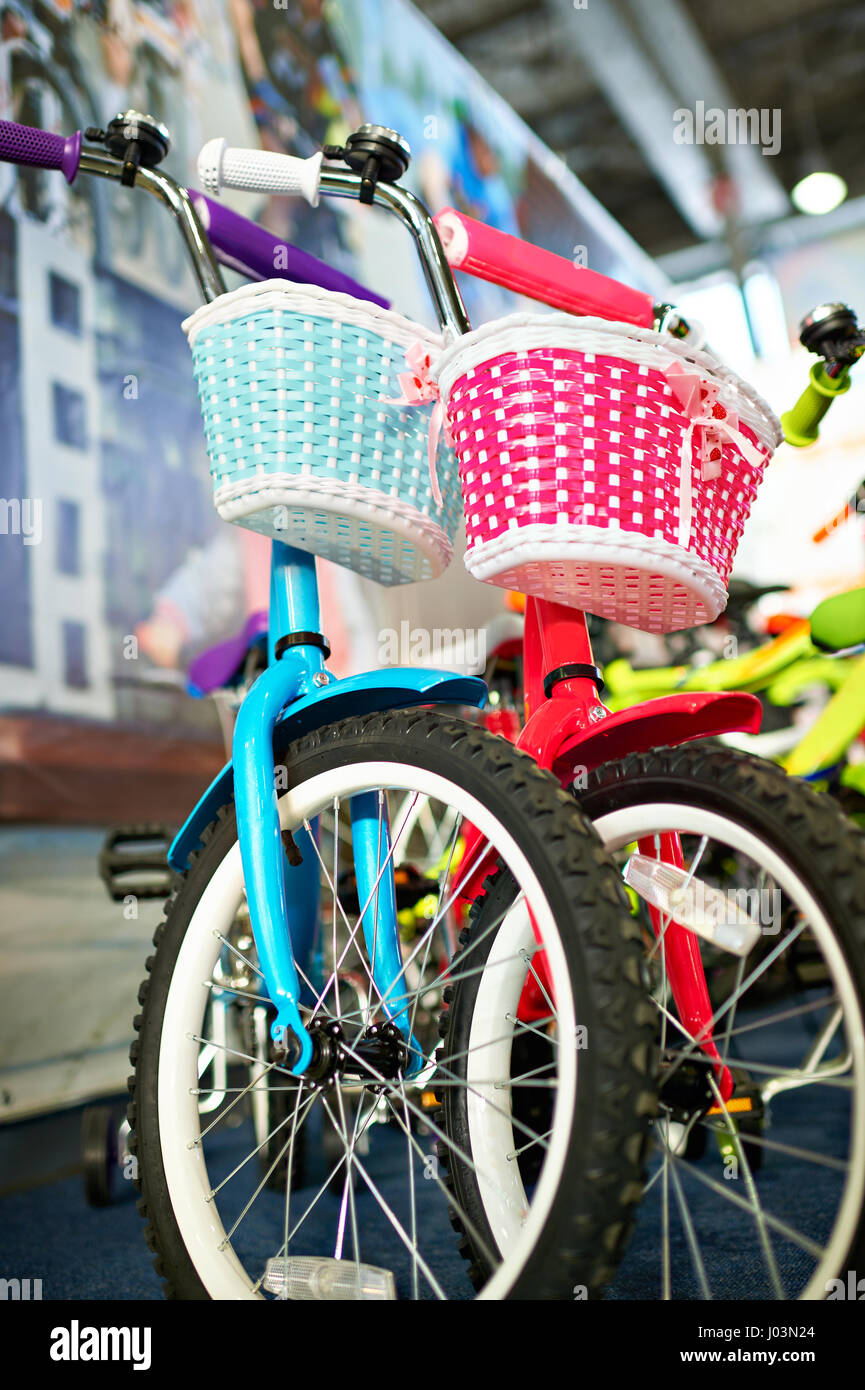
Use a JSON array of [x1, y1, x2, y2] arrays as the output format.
[[791, 170, 848, 216]]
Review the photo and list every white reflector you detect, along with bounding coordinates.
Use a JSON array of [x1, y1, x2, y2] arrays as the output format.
[[623, 854, 762, 958], [262, 1256, 396, 1300]]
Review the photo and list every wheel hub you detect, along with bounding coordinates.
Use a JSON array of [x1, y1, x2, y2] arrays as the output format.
[[303, 1018, 410, 1089]]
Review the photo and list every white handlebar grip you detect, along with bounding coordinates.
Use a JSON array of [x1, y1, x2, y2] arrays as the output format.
[[197, 137, 322, 205]]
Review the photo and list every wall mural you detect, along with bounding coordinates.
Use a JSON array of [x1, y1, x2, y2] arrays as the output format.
[[0, 0, 658, 735]]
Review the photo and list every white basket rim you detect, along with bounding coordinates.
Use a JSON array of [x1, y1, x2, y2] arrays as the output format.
[[433, 310, 782, 451], [183, 277, 444, 353], [464, 523, 729, 629], [212, 473, 454, 582], [213, 470, 454, 537]]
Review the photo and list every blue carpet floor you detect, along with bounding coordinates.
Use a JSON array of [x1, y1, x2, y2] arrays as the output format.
[[0, 994, 849, 1301]]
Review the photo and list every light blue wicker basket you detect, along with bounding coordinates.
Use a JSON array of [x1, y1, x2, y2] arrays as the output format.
[[183, 280, 461, 585]]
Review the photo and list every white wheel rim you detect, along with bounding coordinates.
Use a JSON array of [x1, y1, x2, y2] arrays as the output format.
[[157, 761, 579, 1300], [595, 802, 865, 1301]]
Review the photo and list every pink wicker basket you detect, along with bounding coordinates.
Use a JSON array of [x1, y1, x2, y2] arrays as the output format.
[[433, 314, 782, 633]]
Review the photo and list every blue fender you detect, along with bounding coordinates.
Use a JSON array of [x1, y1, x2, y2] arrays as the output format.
[[168, 666, 486, 871]]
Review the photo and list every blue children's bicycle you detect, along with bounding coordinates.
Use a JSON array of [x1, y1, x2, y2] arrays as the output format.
[[0, 113, 657, 1300]]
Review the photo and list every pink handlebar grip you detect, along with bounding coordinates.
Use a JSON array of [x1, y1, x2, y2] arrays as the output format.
[[434, 207, 655, 329]]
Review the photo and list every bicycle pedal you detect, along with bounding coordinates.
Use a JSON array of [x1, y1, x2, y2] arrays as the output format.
[[706, 1094, 756, 1117], [262, 1256, 395, 1300], [98, 824, 175, 901], [707, 1068, 764, 1123]]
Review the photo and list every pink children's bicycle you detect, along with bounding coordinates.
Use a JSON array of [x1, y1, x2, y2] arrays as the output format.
[[431, 209, 865, 1300]]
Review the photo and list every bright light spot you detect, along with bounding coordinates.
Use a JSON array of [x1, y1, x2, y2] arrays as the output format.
[[791, 170, 847, 216]]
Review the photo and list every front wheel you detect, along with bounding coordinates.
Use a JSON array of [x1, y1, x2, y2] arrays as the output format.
[[129, 710, 655, 1300], [578, 744, 865, 1301]]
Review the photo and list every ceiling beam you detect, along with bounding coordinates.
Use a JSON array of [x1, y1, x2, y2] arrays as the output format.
[[458, 9, 574, 64], [657, 191, 865, 284], [547, 0, 725, 238], [622, 0, 790, 224], [466, 63, 594, 121]]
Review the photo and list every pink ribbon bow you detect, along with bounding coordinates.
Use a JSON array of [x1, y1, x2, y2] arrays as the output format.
[[665, 363, 765, 547], [385, 340, 452, 508]]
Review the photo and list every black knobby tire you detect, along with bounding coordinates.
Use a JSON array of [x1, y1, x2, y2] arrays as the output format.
[[127, 709, 655, 1300], [439, 866, 657, 1296]]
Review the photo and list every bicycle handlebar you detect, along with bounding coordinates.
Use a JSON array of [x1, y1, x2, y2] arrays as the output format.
[[0, 119, 389, 308], [434, 207, 656, 329], [0, 117, 662, 343], [192, 190, 389, 307], [198, 137, 322, 205], [0, 119, 82, 183], [195, 138, 670, 338], [780, 362, 851, 448], [195, 141, 661, 331]]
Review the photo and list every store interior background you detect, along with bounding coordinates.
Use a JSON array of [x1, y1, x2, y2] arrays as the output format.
[[1, 0, 864, 1164]]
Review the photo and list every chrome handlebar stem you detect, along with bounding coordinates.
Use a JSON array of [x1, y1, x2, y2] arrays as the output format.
[[78, 148, 227, 302]]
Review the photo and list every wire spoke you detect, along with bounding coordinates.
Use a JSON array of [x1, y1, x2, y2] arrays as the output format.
[[383, 1090, 501, 1275], [210, 1088, 318, 1207], [662, 1146, 826, 1262], [318, 1109, 449, 1302], [667, 1150, 712, 1300]]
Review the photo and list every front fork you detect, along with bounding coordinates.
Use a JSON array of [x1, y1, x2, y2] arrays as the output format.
[[638, 833, 733, 1103], [514, 597, 732, 1098], [232, 543, 415, 1076]]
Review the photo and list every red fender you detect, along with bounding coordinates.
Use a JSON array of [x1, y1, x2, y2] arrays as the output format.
[[517, 690, 763, 778], [512, 688, 761, 1035], [458, 692, 762, 1020]]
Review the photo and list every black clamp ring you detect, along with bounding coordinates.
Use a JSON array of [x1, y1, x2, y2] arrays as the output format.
[[543, 663, 605, 699], [274, 631, 331, 661]]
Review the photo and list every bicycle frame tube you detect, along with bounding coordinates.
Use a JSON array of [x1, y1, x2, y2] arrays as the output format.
[[517, 598, 762, 776], [636, 831, 733, 1102], [515, 597, 757, 1095], [231, 543, 326, 1068], [349, 794, 423, 1067], [232, 542, 428, 1071], [781, 648, 865, 778]]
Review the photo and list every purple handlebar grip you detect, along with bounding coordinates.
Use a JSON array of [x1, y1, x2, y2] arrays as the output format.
[[192, 191, 390, 308], [0, 121, 81, 183]]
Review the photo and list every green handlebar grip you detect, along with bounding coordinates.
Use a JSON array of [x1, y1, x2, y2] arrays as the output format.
[[781, 362, 850, 447], [810, 587, 865, 651]]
